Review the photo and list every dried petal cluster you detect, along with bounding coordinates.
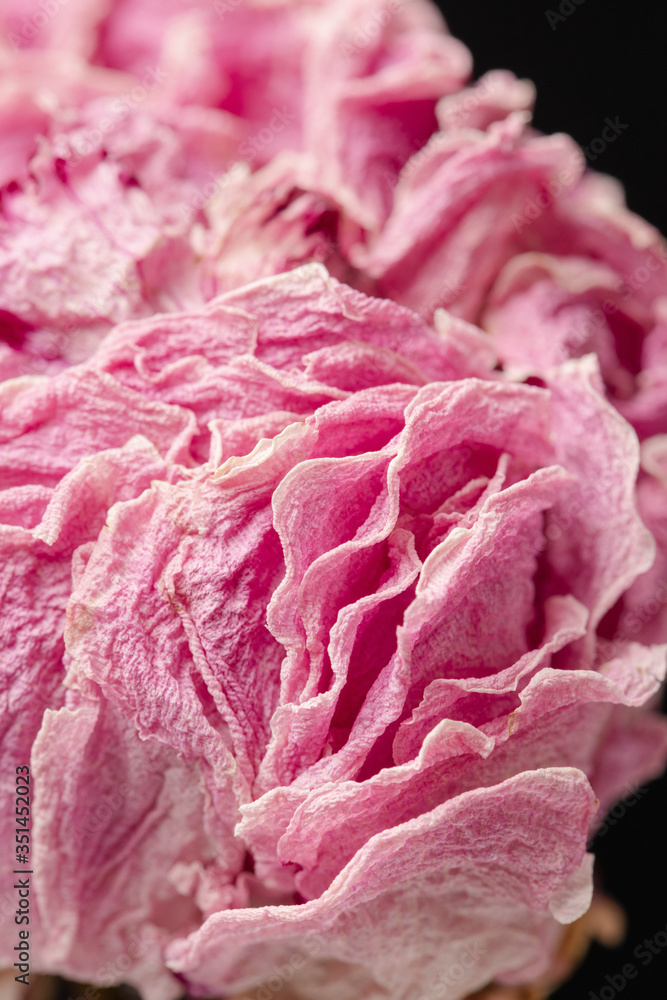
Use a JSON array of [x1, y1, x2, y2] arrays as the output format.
[[0, 3, 666, 1000]]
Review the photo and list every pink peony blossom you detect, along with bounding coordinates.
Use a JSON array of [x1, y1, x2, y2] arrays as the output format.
[[346, 77, 667, 647], [0, 0, 469, 374], [1, 268, 666, 998], [0, 46, 246, 375], [1, 2, 666, 999]]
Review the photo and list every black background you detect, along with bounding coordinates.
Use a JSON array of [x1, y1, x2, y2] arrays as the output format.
[[430, 2, 667, 998]]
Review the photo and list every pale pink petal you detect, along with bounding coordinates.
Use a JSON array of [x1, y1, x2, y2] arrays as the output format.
[[167, 769, 597, 1000], [30, 696, 213, 999], [436, 70, 535, 133], [0, 367, 195, 487]]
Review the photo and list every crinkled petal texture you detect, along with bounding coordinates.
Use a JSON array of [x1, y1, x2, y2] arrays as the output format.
[[482, 252, 667, 440], [0, 361, 202, 993], [0, 4, 666, 995], [352, 90, 667, 447], [3, 0, 667, 470], [168, 770, 597, 1000], [90, 263, 494, 462], [0, 72, 243, 373], [90, 0, 471, 220], [46, 352, 666, 997], [0, 269, 499, 995], [0, 0, 472, 375], [612, 435, 667, 646]]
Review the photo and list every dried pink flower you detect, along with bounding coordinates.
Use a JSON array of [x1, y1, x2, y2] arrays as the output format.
[[0, 3, 666, 1000]]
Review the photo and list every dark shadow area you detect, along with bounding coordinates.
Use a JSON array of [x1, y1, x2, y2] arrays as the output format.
[[435, 0, 667, 234]]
